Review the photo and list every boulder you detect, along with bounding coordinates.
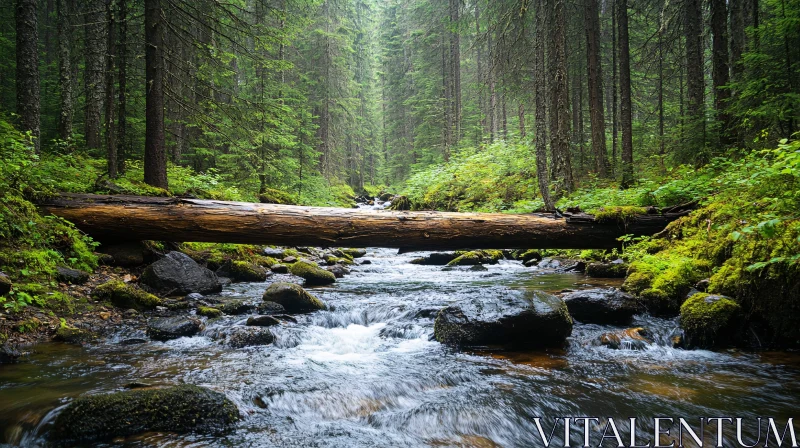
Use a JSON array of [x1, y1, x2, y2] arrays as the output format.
[[327, 265, 350, 278], [92, 281, 162, 310], [516, 250, 542, 264], [359, 259, 372, 265], [270, 264, 289, 274], [537, 258, 562, 270], [217, 300, 255, 316], [147, 316, 204, 341], [185, 292, 204, 302], [433, 290, 573, 348], [55, 326, 97, 344], [680, 293, 741, 349], [262, 282, 326, 312], [341, 248, 367, 258], [225, 261, 269, 283], [561, 288, 640, 325], [0, 345, 22, 364], [595, 327, 653, 350], [586, 260, 628, 278], [197, 307, 223, 318], [141, 252, 222, 296], [289, 261, 336, 286], [226, 327, 275, 348], [263, 247, 285, 257], [257, 301, 287, 315], [695, 278, 711, 292], [446, 250, 503, 267], [99, 242, 148, 267], [56, 267, 90, 285], [52, 385, 240, 443], [410, 253, 457, 266], [247, 315, 280, 327], [282, 256, 297, 263], [0, 272, 11, 296], [469, 264, 488, 271]]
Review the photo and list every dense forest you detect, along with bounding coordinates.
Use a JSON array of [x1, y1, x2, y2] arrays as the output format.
[[2, 0, 798, 201]]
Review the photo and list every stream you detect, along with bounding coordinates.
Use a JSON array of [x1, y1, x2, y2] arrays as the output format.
[[1, 247, 800, 447]]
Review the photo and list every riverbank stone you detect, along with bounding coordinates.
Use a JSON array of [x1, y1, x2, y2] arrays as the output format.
[[680, 293, 741, 349], [290, 261, 336, 286], [595, 327, 653, 350], [92, 281, 162, 310], [56, 266, 90, 285], [218, 260, 269, 283], [141, 251, 222, 296], [433, 290, 573, 347], [247, 315, 280, 327], [147, 316, 204, 341], [586, 260, 628, 278], [226, 327, 275, 347], [410, 253, 457, 265], [257, 301, 286, 315], [561, 288, 639, 325], [0, 272, 11, 296], [262, 282, 325, 312], [52, 385, 240, 443]]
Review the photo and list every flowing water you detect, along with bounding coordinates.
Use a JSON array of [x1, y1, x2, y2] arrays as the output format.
[[2, 248, 800, 447]]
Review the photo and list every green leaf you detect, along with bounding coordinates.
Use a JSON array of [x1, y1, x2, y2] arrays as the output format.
[[730, 231, 742, 241]]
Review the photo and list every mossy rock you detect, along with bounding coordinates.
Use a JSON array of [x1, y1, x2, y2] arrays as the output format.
[[586, 261, 628, 278], [52, 385, 240, 443], [258, 188, 295, 205], [341, 248, 367, 258], [55, 326, 97, 344], [389, 195, 411, 211], [228, 261, 269, 282], [270, 264, 289, 274], [0, 272, 11, 296], [92, 281, 162, 311], [262, 282, 326, 312], [225, 327, 275, 348], [197, 306, 223, 318], [517, 249, 542, 264], [446, 250, 503, 267], [217, 300, 255, 315], [638, 288, 678, 316], [55, 266, 90, 285], [680, 293, 741, 349], [324, 255, 354, 266], [289, 261, 336, 286], [621, 261, 658, 295]]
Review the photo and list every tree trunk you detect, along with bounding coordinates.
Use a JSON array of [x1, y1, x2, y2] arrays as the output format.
[[40, 194, 691, 250], [84, 0, 105, 151], [618, 0, 634, 188], [116, 0, 127, 174], [585, 0, 609, 176], [611, 0, 618, 174], [534, 0, 553, 211], [518, 103, 526, 138], [729, 0, 744, 80], [57, 0, 73, 141], [710, 0, 732, 146], [144, 0, 168, 189], [105, 0, 117, 178], [548, 0, 574, 197], [16, 0, 40, 153], [449, 0, 462, 141], [685, 0, 705, 155]]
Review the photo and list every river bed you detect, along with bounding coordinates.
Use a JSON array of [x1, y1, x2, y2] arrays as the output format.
[[1, 248, 799, 447]]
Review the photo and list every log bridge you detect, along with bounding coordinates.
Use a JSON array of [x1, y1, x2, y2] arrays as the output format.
[[39, 194, 691, 250]]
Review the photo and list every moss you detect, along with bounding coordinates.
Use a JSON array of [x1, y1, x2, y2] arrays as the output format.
[[650, 258, 711, 301], [324, 255, 354, 266], [389, 195, 411, 211], [92, 281, 162, 310], [447, 250, 502, 266], [518, 249, 542, 263], [228, 261, 269, 282], [621, 261, 657, 294], [593, 206, 649, 224], [258, 188, 295, 205], [52, 384, 240, 443], [17, 317, 42, 333], [55, 325, 97, 344], [197, 306, 223, 318], [586, 262, 628, 278], [680, 293, 741, 348], [262, 282, 326, 312], [341, 248, 367, 258], [254, 255, 278, 268], [289, 261, 336, 286]]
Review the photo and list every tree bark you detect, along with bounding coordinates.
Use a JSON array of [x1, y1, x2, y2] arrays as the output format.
[[117, 0, 127, 174], [40, 194, 690, 250], [534, 0, 553, 211], [16, 0, 41, 153], [548, 0, 574, 197], [618, 0, 634, 187], [685, 0, 705, 155], [84, 0, 105, 151], [57, 0, 73, 141], [105, 0, 117, 178], [585, 0, 609, 176], [144, 0, 168, 189], [710, 0, 732, 146]]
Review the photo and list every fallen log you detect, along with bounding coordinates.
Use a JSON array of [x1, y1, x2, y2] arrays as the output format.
[[39, 194, 691, 250]]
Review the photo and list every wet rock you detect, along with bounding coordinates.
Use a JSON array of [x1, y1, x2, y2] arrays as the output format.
[[410, 252, 458, 266], [273, 314, 298, 323], [99, 242, 149, 267], [118, 338, 147, 345], [680, 293, 741, 349], [586, 260, 628, 278], [263, 247, 285, 257], [218, 277, 232, 287], [433, 290, 573, 348], [327, 265, 350, 278], [523, 259, 540, 267], [217, 300, 255, 316], [141, 252, 222, 296], [389, 195, 411, 211], [92, 281, 162, 311], [595, 327, 653, 350], [247, 315, 280, 327], [290, 261, 336, 286], [379, 192, 393, 201], [271, 264, 289, 274], [359, 259, 372, 265], [226, 327, 275, 348], [469, 264, 488, 271], [0, 272, 11, 296], [537, 258, 562, 270], [516, 250, 542, 264], [0, 345, 22, 364], [262, 282, 326, 312], [217, 260, 270, 283], [147, 316, 204, 341], [55, 326, 97, 344], [56, 266, 90, 285], [562, 261, 586, 273], [257, 301, 286, 315], [124, 382, 153, 389], [282, 256, 297, 263], [446, 250, 503, 267], [185, 292, 204, 301], [695, 278, 711, 292], [52, 385, 240, 443], [197, 306, 223, 318], [96, 253, 115, 266], [561, 288, 639, 325]]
